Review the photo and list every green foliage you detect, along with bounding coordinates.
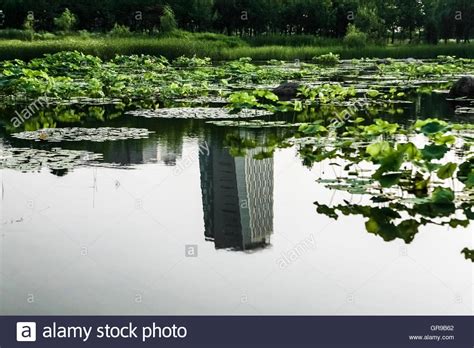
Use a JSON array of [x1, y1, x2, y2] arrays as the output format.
[[461, 248, 474, 261], [23, 15, 34, 33], [457, 158, 474, 188], [173, 55, 211, 67], [354, 5, 384, 41], [1, 35, 474, 61], [421, 144, 448, 161], [108, 24, 131, 37], [361, 119, 399, 137], [0, 0, 472, 45], [245, 35, 341, 47], [437, 163, 457, 180], [431, 187, 455, 205], [227, 90, 280, 113], [298, 123, 328, 136], [160, 6, 178, 33], [0, 51, 312, 107], [312, 52, 340, 66], [308, 113, 472, 262], [53, 8, 77, 32], [298, 84, 356, 104], [0, 29, 34, 40], [1, 49, 473, 263], [420, 121, 447, 135], [343, 25, 368, 49]]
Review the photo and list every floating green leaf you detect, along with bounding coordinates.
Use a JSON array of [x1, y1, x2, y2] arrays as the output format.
[[431, 187, 455, 204], [437, 162, 457, 179], [421, 144, 448, 161], [420, 121, 446, 135]]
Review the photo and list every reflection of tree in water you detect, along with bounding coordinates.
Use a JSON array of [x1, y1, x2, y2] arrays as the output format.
[[220, 121, 474, 260], [284, 113, 474, 262], [93, 118, 193, 166], [1, 102, 473, 261], [303, 145, 474, 262], [315, 199, 474, 261], [0, 105, 208, 172]]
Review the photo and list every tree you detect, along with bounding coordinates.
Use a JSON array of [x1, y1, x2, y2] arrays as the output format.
[[332, 0, 359, 38], [54, 8, 77, 31], [434, 0, 474, 43], [450, 0, 474, 43], [397, 0, 424, 42], [213, 0, 240, 35], [23, 12, 35, 31], [422, 0, 440, 44], [354, 4, 385, 42], [160, 5, 177, 33], [377, 0, 399, 43], [173, 0, 215, 32], [344, 23, 368, 48], [0, 0, 471, 44]]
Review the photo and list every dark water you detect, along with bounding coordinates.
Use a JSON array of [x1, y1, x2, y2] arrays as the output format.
[[0, 95, 472, 315]]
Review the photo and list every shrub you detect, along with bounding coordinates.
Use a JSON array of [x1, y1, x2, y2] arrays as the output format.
[[192, 32, 246, 48], [34, 32, 57, 40], [160, 29, 190, 38], [245, 34, 342, 47], [54, 8, 77, 32], [343, 25, 368, 49], [0, 29, 34, 40], [78, 30, 92, 38], [109, 23, 132, 37], [312, 52, 340, 66], [425, 19, 439, 45], [173, 55, 211, 67], [354, 5, 384, 42], [160, 6, 177, 33], [23, 14, 35, 34]]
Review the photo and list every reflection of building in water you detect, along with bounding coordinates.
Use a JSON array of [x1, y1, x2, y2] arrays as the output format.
[[157, 142, 180, 166], [101, 139, 157, 165], [101, 138, 183, 166], [199, 138, 273, 251]]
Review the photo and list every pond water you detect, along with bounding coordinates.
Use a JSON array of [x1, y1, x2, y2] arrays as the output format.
[[0, 93, 472, 315]]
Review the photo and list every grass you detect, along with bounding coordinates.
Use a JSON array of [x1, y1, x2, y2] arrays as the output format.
[[1, 35, 474, 61], [244, 34, 342, 47]]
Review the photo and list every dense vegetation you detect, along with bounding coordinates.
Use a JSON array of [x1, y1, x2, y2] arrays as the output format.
[[2, 51, 473, 107], [1, 49, 473, 260], [0, 1, 472, 261], [0, 0, 472, 44], [2, 36, 474, 62], [0, 1, 473, 61]]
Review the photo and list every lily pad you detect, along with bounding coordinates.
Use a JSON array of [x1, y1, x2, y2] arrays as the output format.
[[455, 107, 474, 115], [207, 120, 300, 128], [173, 96, 228, 104], [48, 97, 123, 106], [11, 127, 153, 142], [0, 147, 102, 171], [125, 107, 271, 119]]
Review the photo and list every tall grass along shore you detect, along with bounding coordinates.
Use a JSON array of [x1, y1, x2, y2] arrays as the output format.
[[2, 35, 474, 61]]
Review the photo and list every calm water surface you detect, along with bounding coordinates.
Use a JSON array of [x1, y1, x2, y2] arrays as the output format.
[[0, 95, 472, 315]]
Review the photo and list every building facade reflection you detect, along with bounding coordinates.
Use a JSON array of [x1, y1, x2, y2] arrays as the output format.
[[199, 135, 274, 251]]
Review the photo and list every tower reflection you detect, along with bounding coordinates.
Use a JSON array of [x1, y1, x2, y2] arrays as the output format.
[[199, 133, 274, 251]]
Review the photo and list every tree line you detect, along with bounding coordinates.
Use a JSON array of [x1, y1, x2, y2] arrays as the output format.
[[0, 0, 472, 43]]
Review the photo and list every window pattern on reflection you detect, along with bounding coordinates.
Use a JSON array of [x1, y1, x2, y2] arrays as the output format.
[[200, 138, 273, 251]]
